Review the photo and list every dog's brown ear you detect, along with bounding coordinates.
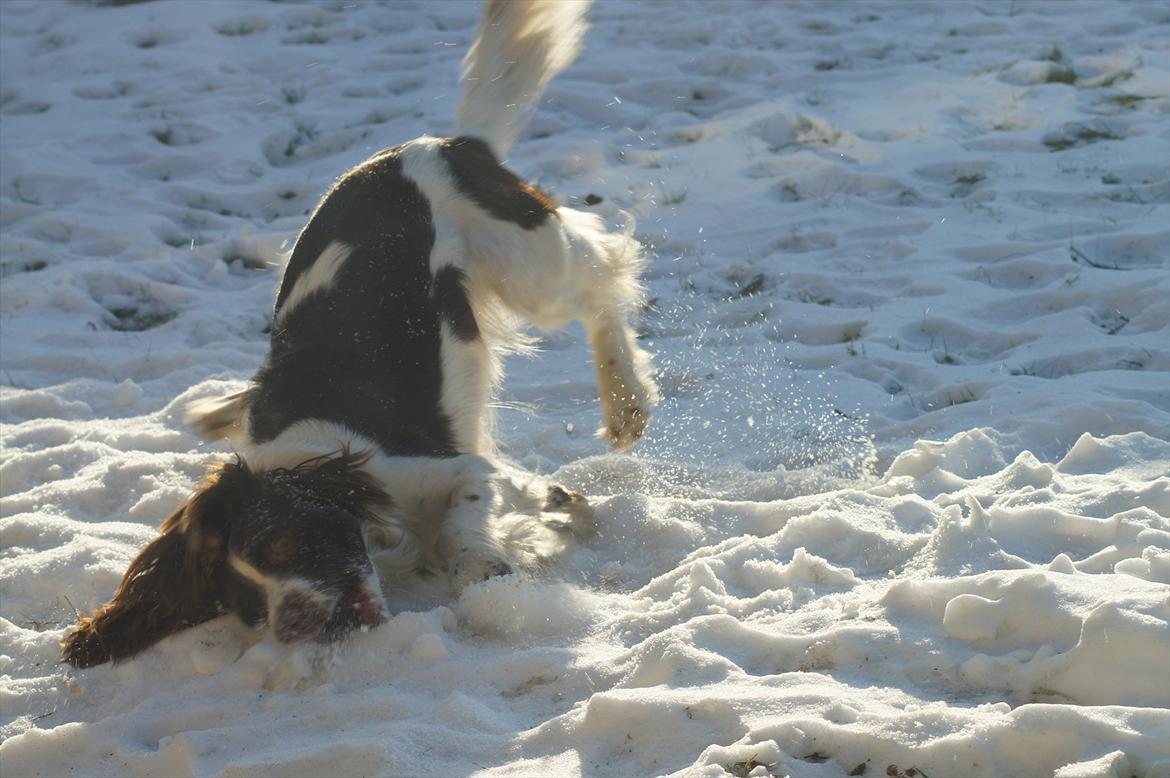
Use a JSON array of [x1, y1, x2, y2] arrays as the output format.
[[61, 462, 251, 668]]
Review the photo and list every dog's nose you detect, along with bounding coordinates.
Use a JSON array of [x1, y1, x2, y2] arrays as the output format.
[[340, 586, 384, 628]]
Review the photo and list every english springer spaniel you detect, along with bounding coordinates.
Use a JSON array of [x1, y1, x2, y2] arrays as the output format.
[[62, 0, 656, 669]]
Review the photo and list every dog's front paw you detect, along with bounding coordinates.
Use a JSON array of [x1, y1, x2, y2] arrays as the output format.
[[600, 400, 649, 450], [545, 484, 582, 509], [590, 324, 658, 451], [596, 355, 657, 450]]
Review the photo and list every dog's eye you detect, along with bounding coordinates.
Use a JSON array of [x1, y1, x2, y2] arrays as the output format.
[[267, 535, 295, 564]]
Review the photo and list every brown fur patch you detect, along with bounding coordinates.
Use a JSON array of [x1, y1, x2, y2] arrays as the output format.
[[431, 265, 479, 341], [439, 136, 556, 229]]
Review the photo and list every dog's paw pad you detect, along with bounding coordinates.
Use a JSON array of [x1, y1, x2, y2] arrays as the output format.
[[481, 560, 513, 580], [451, 558, 514, 593], [600, 402, 649, 450], [545, 484, 586, 510], [544, 484, 597, 537]]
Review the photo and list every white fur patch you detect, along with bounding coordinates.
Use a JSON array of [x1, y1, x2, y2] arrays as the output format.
[[240, 418, 377, 470], [230, 554, 336, 633], [439, 321, 494, 454], [229, 553, 274, 589], [274, 241, 352, 325]]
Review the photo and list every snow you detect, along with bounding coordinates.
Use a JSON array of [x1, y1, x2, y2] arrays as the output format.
[[1, 0, 1168, 776]]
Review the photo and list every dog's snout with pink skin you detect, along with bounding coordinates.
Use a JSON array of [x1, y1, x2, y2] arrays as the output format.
[[339, 584, 385, 629], [272, 578, 385, 643]]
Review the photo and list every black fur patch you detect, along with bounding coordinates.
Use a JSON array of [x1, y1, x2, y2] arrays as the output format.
[[439, 136, 556, 230], [254, 148, 459, 456], [221, 567, 266, 627], [432, 265, 479, 341]]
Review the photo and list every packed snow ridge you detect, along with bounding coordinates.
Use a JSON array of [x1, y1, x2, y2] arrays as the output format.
[[1, 1, 1168, 777]]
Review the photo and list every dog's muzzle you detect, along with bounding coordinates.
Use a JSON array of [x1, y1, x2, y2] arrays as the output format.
[[338, 584, 385, 629], [274, 582, 385, 643]]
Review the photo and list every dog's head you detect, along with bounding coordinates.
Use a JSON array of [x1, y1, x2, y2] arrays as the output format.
[[62, 450, 392, 668]]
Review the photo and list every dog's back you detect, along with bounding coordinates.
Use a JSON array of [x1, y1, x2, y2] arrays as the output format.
[[254, 149, 447, 456], [230, 0, 633, 460]]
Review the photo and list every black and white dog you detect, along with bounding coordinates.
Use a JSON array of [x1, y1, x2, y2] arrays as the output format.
[[62, 0, 656, 668]]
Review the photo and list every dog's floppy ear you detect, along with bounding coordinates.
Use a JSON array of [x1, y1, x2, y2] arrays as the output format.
[[61, 461, 253, 668]]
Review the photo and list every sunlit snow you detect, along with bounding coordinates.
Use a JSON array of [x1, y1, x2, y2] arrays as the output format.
[[1, 1, 1168, 776]]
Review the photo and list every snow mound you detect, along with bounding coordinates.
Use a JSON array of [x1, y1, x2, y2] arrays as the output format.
[[2, 0, 1168, 776]]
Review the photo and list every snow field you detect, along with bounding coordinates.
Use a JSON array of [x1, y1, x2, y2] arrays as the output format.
[[1, 1, 1168, 776]]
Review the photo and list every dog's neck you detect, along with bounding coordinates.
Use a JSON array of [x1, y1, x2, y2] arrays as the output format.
[[241, 418, 378, 472], [239, 419, 467, 562]]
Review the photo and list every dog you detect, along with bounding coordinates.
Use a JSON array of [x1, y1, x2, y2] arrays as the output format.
[[61, 0, 656, 668]]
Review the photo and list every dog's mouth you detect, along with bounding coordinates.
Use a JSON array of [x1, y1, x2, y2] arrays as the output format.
[[274, 585, 385, 643], [334, 585, 385, 630]]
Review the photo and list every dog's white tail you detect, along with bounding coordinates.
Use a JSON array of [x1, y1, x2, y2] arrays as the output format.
[[455, 0, 590, 158]]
